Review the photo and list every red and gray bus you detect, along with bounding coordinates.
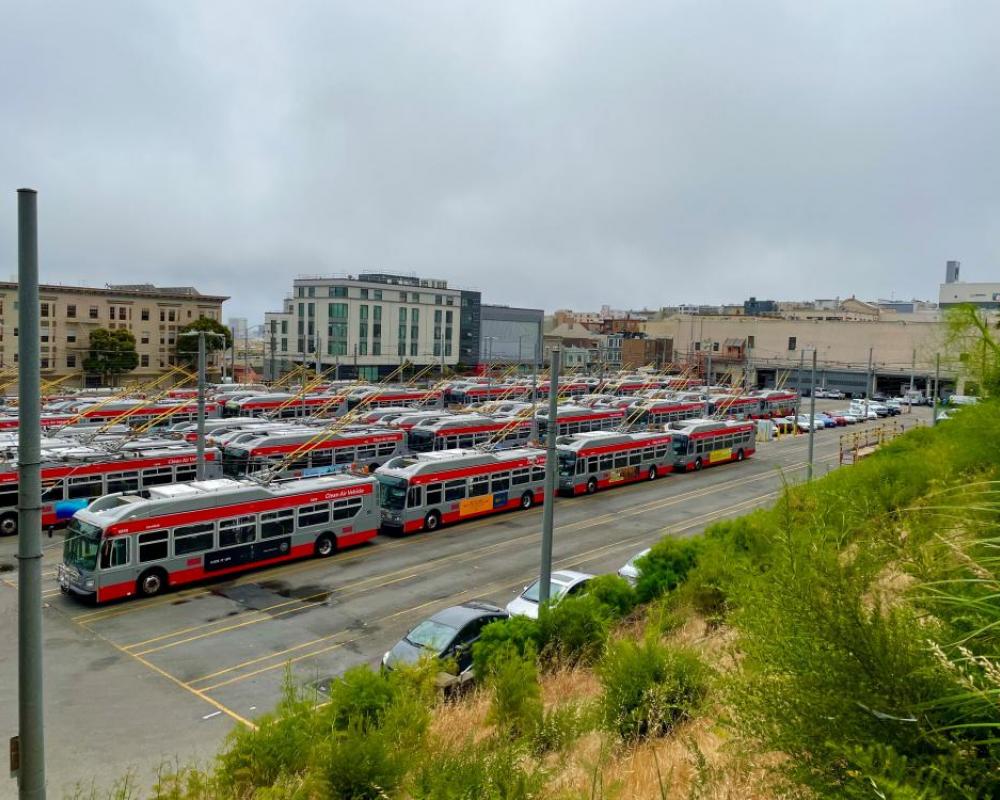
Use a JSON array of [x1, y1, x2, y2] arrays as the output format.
[[536, 406, 626, 442], [407, 414, 533, 452], [375, 448, 546, 533], [667, 419, 756, 471], [0, 445, 221, 537], [224, 392, 348, 419], [58, 473, 378, 603], [221, 427, 405, 478], [556, 431, 674, 495], [626, 400, 704, 428]]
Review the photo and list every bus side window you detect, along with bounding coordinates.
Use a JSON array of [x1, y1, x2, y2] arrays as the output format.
[[426, 483, 443, 505], [531, 467, 545, 482], [599, 454, 613, 471], [511, 468, 529, 486], [335, 448, 355, 465], [334, 498, 363, 520], [138, 530, 169, 563], [629, 451, 642, 466], [444, 480, 466, 502], [587, 456, 598, 473], [100, 537, 129, 569], [407, 486, 422, 508], [576, 460, 586, 475], [174, 465, 197, 483], [68, 475, 104, 500], [470, 475, 490, 497]]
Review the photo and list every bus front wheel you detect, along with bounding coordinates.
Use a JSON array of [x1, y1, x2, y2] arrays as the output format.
[[315, 533, 337, 557], [520, 491, 534, 509], [0, 512, 17, 537], [424, 511, 441, 531], [137, 568, 167, 598], [586, 478, 597, 494]]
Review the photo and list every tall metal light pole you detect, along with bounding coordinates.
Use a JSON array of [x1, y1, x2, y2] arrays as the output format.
[[179, 330, 224, 480], [807, 349, 817, 481], [703, 345, 712, 417], [16, 188, 46, 800], [530, 337, 539, 442], [864, 347, 873, 421], [538, 347, 560, 605], [932, 353, 941, 425]]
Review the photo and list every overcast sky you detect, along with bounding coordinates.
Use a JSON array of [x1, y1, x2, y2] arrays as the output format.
[[1, 1, 998, 322]]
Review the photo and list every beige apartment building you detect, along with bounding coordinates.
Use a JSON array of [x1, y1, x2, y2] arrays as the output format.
[[645, 314, 951, 396], [0, 282, 228, 388]]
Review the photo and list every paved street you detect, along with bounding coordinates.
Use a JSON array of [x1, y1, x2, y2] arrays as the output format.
[[0, 407, 929, 797]]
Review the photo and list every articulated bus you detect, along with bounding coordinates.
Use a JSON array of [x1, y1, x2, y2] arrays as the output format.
[[221, 427, 405, 478], [224, 392, 348, 419], [58, 474, 378, 603], [667, 419, 756, 471], [0, 445, 221, 537], [536, 406, 626, 442], [556, 431, 675, 495], [407, 414, 533, 452], [375, 448, 546, 533]]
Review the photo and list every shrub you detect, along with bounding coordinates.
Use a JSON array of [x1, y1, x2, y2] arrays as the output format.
[[314, 722, 409, 800], [325, 664, 399, 731], [539, 594, 612, 665], [598, 638, 709, 741], [584, 574, 638, 618], [634, 536, 701, 602], [409, 741, 546, 800], [530, 702, 595, 755], [473, 614, 544, 678], [486, 644, 543, 739]]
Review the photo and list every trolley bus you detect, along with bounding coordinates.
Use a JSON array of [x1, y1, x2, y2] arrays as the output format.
[[626, 400, 703, 428], [447, 383, 531, 405], [536, 406, 626, 442], [0, 401, 221, 431], [346, 388, 444, 411], [58, 473, 378, 603], [0, 445, 221, 537], [711, 395, 762, 420], [221, 427, 405, 478], [224, 392, 348, 419], [375, 448, 546, 533], [756, 391, 799, 418], [667, 419, 756, 471], [556, 431, 674, 495], [407, 414, 533, 452]]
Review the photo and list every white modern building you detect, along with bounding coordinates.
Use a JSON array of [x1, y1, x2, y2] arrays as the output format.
[[265, 273, 479, 380], [938, 260, 1000, 310]]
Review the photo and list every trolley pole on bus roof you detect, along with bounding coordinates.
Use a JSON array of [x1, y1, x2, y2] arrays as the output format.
[[16, 188, 47, 799], [538, 347, 560, 605], [807, 349, 817, 481]]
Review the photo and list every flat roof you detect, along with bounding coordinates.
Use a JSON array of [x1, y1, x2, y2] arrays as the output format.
[[0, 281, 228, 302]]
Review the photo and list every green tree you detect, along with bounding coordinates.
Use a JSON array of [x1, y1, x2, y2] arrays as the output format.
[[82, 328, 139, 385], [945, 304, 1000, 396], [175, 317, 234, 364]]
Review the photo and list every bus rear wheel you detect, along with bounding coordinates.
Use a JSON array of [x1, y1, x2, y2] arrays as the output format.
[[647, 466, 658, 481], [0, 512, 17, 537], [694, 458, 703, 471], [520, 491, 534, 509], [137, 568, 167, 598], [424, 511, 441, 531], [586, 478, 597, 494], [736, 449, 745, 461], [315, 533, 337, 557]]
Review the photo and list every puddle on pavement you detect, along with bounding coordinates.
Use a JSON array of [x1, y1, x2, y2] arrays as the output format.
[[0, 562, 14, 573], [257, 580, 332, 603], [210, 580, 332, 615]]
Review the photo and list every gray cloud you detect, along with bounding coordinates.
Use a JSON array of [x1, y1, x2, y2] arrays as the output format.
[[2, 1, 998, 321]]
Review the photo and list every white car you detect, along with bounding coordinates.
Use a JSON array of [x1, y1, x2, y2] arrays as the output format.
[[825, 389, 846, 399], [618, 548, 651, 586], [506, 570, 595, 619], [831, 410, 859, 424], [849, 404, 879, 421]]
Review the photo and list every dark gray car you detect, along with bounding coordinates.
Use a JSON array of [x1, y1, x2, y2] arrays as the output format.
[[382, 601, 508, 681]]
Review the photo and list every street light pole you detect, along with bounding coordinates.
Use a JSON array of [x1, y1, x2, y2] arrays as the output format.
[[539, 347, 560, 605], [17, 187, 46, 800], [807, 349, 817, 481], [196, 331, 206, 479], [864, 347, 873, 421]]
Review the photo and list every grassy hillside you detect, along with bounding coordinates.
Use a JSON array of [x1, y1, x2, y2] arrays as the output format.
[[76, 402, 1000, 799]]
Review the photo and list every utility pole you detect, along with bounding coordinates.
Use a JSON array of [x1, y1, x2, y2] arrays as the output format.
[[353, 343, 358, 380], [933, 353, 940, 425], [864, 347, 873, 421], [807, 350, 817, 481], [16, 188, 46, 800], [538, 347, 560, 605], [909, 349, 916, 393], [196, 331, 207, 479], [269, 329, 276, 384], [314, 335, 321, 379], [704, 347, 712, 417], [530, 338, 539, 442], [244, 326, 250, 380], [797, 350, 804, 396]]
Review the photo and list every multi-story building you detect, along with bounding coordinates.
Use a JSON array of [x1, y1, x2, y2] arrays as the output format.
[[938, 260, 1000, 310], [0, 282, 227, 387], [264, 273, 480, 380]]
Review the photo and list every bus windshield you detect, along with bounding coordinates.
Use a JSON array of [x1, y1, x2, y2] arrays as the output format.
[[672, 435, 689, 456], [377, 475, 408, 510], [63, 518, 102, 571], [557, 451, 576, 477], [407, 429, 434, 452]]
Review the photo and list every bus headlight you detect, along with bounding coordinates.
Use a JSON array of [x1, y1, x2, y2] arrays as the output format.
[[84, 578, 95, 590]]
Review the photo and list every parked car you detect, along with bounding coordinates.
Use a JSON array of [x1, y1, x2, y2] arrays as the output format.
[[849, 403, 879, 420], [814, 413, 837, 429], [381, 601, 508, 684], [506, 570, 596, 619], [825, 389, 846, 399], [794, 415, 820, 432], [618, 548, 651, 586], [824, 412, 848, 426], [813, 388, 829, 399], [832, 410, 859, 424]]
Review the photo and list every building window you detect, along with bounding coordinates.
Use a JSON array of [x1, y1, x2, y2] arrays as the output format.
[[445, 342, 452, 356], [445, 326, 452, 342], [435, 295, 442, 305], [359, 322, 368, 339], [694, 342, 700, 351], [372, 323, 381, 338], [398, 324, 406, 340], [281, 320, 288, 334], [372, 341, 381, 356], [40, 302, 49, 317], [445, 310, 453, 324], [445, 296, 454, 306], [410, 292, 419, 302], [329, 303, 348, 319], [433, 342, 441, 356], [788, 337, 797, 351], [358, 341, 367, 356], [360, 288, 369, 299], [66, 333, 76, 343], [168, 310, 176, 322], [40, 358, 49, 369], [373, 290, 382, 300], [747, 335, 755, 349], [359, 304, 368, 320], [373, 305, 382, 321], [410, 324, 418, 339], [399, 307, 407, 323], [411, 308, 419, 323], [434, 326, 442, 340], [66, 354, 76, 368], [397, 342, 405, 356], [307, 286, 315, 297], [330, 286, 347, 298], [712, 341, 719, 352], [140, 333, 149, 344], [399, 291, 407, 301], [66, 304, 76, 318], [281, 337, 288, 352], [141, 308, 149, 320], [89, 306, 99, 319]]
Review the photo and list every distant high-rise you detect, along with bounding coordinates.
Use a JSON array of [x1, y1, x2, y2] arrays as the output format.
[[228, 317, 248, 339], [945, 260, 961, 284]]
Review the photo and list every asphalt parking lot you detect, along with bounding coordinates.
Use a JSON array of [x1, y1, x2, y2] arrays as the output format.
[[0, 403, 931, 796]]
